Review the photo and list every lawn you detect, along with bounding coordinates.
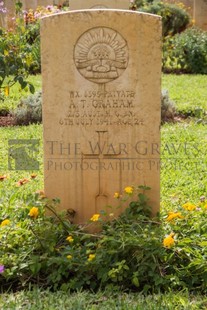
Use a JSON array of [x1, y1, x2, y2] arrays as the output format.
[[1, 288, 207, 309], [1, 75, 42, 112], [0, 74, 207, 308], [161, 122, 207, 208], [162, 74, 207, 114]]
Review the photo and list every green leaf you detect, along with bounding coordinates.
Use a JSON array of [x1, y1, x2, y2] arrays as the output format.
[[29, 83, 35, 94], [132, 276, 140, 287], [21, 81, 28, 89], [199, 241, 207, 247]]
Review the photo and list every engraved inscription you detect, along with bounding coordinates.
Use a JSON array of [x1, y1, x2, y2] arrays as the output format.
[[74, 27, 128, 84], [59, 89, 144, 126]]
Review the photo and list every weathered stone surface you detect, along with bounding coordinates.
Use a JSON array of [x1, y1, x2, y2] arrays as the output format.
[[22, 0, 54, 10], [194, 0, 207, 30], [70, 0, 129, 10], [3, 0, 15, 29], [41, 10, 162, 223]]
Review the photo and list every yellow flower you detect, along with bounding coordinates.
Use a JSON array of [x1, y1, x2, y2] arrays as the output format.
[[66, 236, 74, 243], [114, 192, 120, 199], [4, 86, 9, 97], [0, 219, 10, 227], [29, 207, 39, 219], [166, 212, 184, 222], [182, 202, 196, 211], [124, 186, 133, 194], [163, 233, 175, 248], [88, 254, 96, 261], [109, 213, 114, 217], [90, 214, 100, 222], [67, 255, 72, 260]]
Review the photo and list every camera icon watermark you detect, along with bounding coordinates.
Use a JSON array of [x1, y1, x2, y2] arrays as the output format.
[[8, 139, 40, 170]]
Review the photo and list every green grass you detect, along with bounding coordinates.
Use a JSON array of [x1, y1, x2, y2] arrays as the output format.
[[161, 122, 207, 209], [0, 289, 207, 309], [2, 75, 42, 111], [0, 124, 43, 192], [0, 74, 207, 307], [162, 74, 207, 114]]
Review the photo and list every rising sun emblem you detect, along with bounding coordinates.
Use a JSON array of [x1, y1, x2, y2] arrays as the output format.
[[74, 27, 129, 84]]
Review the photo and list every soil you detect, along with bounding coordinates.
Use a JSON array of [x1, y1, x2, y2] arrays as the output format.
[[0, 114, 16, 127]]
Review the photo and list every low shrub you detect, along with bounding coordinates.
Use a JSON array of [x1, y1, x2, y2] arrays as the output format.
[[13, 91, 42, 125], [24, 22, 41, 75], [139, 2, 190, 36], [131, 0, 154, 10], [163, 27, 207, 74], [0, 4, 70, 100], [162, 200, 207, 292], [0, 179, 207, 293], [0, 26, 35, 101], [22, 5, 69, 73], [0, 105, 10, 116]]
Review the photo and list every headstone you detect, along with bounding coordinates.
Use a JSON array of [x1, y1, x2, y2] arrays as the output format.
[[22, 0, 54, 10], [69, 0, 129, 10], [21, 0, 37, 10], [194, 0, 207, 30], [1, 1, 68, 29], [4, 0, 16, 29], [0, 11, 6, 28], [41, 10, 161, 224], [0, 14, 5, 28]]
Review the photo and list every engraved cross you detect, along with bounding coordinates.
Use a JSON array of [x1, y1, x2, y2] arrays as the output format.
[[81, 130, 123, 210]]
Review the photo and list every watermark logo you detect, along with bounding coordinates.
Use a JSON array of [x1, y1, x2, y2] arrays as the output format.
[[8, 139, 39, 170]]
